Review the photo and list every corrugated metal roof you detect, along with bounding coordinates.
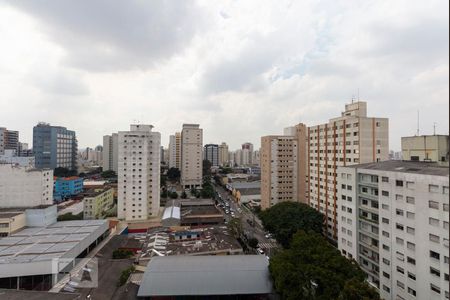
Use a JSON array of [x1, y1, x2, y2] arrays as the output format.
[[137, 255, 272, 297]]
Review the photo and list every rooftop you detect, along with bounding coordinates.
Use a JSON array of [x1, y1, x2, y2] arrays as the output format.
[[0, 220, 107, 265], [348, 160, 449, 176], [230, 181, 261, 190], [0, 212, 24, 219], [137, 255, 272, 297]]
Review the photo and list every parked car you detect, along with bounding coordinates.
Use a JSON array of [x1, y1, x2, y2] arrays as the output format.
[[257, 248, 264, 255]]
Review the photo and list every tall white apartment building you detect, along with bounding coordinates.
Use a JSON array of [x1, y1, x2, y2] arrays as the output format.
[[308, 101, 389, 241], [260, 123, 308, 209], [219, 142, 229, 166], [168, 133, 181, 169], [118, 125, 161, 221], [103, 133, 119, 173], [0, 164, 53, 207], [338, 160, 449, 300], [181, 124, 202, 189]]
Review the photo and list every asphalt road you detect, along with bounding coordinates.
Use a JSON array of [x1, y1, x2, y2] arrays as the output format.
[[213, 183, 278, 256]]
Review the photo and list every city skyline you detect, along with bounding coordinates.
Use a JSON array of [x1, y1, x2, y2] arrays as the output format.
[[0, 1, 448, 151]]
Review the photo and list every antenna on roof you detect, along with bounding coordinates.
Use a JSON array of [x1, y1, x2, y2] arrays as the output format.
[[416, 111, 420, 136], [433, 122, 437, 135]]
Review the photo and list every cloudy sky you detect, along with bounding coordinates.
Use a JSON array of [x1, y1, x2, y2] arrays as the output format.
[[0, 0, 448, 151]]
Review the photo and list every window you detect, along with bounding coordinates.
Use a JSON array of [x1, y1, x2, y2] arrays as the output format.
[[429, 217, 439, 226], [429, 184, 439, 193], [444, 222, 449, 230], [445, 273, 449, 281], [429, 200, 439, 209], [396, 209, 404, 216], [407, 256, 416, 265], [383, 272, 390, 279], [406, 181, 415, 189], [444, 203, 449, 212], [408, 272, 416, 281], [406, 196, 415, 204], [429, 234, 440, 243], [430, 251, 440, 260], [396, 223, 404, 230], [382, 191, 389, 196], [430, 283, 441, 294], [396, 251, 405, 261], [382, 204, 389, 210], [382, 176, 389, 182], [397, 266, 405, 274], [383, 258, 390, 265], [396, 237, 404, 245], [407, 242, 415, 250], [396, 194, 403, 201], [444, 186, 449, 194], [408, 287, 416, 297], [396, 180, 404, 187], [383, 285, 390, 293], [383, 244, 390, 251], [382, 218, 389, 224], [382, 231, 390, 237], [406, 212, 415, 219], [407, 227, 415, 235], [397, 281, 405, 289], [430, 267, 440, 277]]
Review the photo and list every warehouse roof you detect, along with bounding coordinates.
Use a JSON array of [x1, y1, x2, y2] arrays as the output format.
[[137, 255, 272, 297]]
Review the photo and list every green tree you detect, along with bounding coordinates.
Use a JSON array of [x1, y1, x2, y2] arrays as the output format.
[[167, 168, 181, 182], [219, 167, 233, 174], [54, 167, 77, 177], [248, 237, 259, 249], [227, 218, 243, 239], [338, 278, 380, 300], [181, 191, 188, 199], [169, 191, 178, 199], [57, 212, 83, 221], [160, 174, 167, 187], [259, 202, 323, 248], [269, 231, 377, 300], [117, 265, 135, 287], [161, 190, 168, 198], [112, 249, 134, 259]]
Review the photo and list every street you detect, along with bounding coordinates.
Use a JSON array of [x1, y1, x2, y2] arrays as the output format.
[[213, 182, 278, 256]]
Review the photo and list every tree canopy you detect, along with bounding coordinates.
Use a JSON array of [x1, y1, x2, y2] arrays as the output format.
[[167, 168, 181, 182], [259, 202, 324, 248], [54, 167, 77, 177], [269, 231, 379, 300], [101, 170, 117, 178], [202, 159, 212, 177]]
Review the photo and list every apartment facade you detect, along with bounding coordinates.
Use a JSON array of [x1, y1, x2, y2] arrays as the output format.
[[402, 135, 449, 166], [118, 124, 161, 221], [204, 144, 219, 167], [181, 124, 203, 189], [83, 188, 114, 220], [218, 142, 229, 166], [338, 160, 449, 300], [0, 164, 53, 207], [102, 133, 119, 173], [308, 101, 389, 241], [0, 128, 19, 154], [260, 123, 307, 209], [168, 132, 181, 169], [33, 123, 78, 171]]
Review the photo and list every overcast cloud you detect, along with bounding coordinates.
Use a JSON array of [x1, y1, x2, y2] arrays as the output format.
[[0, 0, 448, 151]]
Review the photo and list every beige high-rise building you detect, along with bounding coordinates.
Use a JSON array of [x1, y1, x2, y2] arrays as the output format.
[[181, 124, 203, 189], [401, 134, 449, 166], [308, 101, 389, 241], [261, 123, 307, 210], [118, 124, 161, 221], [168, 132, 182, 169], [218, 142, 229, 166]]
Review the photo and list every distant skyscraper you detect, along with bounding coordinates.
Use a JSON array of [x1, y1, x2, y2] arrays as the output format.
[[168, 132, 181, 169], [118, 124, 161, 221], [33, 123, 78, 171], [242, 142, 254, 165], [181, 124, 203, 189], [103, 133, 119, 173], [204, 144, 219, 167], [308, 101, 389, 241], [218, 142, 229, 166], [0, 127, 19, 154]]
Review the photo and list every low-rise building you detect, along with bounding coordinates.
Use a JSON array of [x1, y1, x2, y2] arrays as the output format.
[[0, 149, 35, 167], [0, 164, 53, 207], [137, 255, 273, 299], [337, 160, 449, 300], [82, 188, 114, 220], [54, 176, 83, 201], [229, 181, 261, 205], [0, 212, 26, 237]]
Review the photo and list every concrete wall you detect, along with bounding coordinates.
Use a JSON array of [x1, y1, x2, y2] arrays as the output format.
[[26, 205, 57, 227]]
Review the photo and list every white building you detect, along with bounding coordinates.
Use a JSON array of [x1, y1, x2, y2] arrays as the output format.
[[0, 149, 35, 167], [168, 133, 181, 169], [181, 124, 203, 189], [338, 160, 449, 300], [118, 125, 161, 221], [308, 101, 389, 241], [0, 164, 53, 207], [102, 133, 119, 173]]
